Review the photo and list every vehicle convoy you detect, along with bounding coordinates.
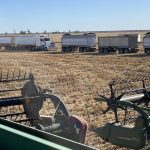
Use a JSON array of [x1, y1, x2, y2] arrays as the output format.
[[98, 34, 139, 54], [0, 34, 54, 50], [61, 33, 96, 52], [143, 32, 150, 55]]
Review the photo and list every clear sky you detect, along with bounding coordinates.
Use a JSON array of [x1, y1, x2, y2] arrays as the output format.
[[0, 0, 150, 33]]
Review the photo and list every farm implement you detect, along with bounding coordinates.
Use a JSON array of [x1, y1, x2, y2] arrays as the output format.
[[0, 69, 94, 150], [94, 75, 150, 149]]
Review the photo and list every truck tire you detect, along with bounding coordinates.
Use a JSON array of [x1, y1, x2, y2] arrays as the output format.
[[44, 47, 48, 51], [118, 49, 124, 54], [104, 49, 108, 54], [79, 47, 83, 52], [124, 49, 129, 53], [62, 47, 66, 52], [145, 49, 150, 55], [99, 48, 103, 53]]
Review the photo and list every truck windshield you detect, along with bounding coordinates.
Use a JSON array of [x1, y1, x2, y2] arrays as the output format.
[[44, 38, 50, 41]]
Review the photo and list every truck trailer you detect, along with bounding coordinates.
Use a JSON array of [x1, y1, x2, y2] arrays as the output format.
[[143, 32, 150, 55], [0, 34, 54, 51], [61, 33, 96, 52], [98, 35, 139, 54]]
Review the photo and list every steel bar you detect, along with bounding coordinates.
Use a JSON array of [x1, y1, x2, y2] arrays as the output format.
[[0, 112, 25, 118], [0, 96, 23, 107], [0, 88, 22, 93], [0, 95, 45, 107], [0, 76, 30, 82], [120, 94, 144, 102]]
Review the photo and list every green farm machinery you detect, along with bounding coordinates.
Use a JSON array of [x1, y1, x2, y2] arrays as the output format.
[[94, 75, 150, 149], [0, 69, 95, 150]]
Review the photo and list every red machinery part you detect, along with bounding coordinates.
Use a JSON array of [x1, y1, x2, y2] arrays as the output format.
[[69, 115, 88, 144]]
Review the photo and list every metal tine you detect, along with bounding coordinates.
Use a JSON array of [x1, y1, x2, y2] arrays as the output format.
[[142, 80, 146, 88], [12, 68, 15, 80], [125, 77, 131, 83], [138, 76, 144, 82], [145, 75, 150, 81], [117, 78, 126, 84], [118, 79, 123, 84], [15, 114, 18, 121], [137, 76, 143, 82], [24, 71, 26, 79], [0, 70, 2, 81], [19, 104, 21, 110], [116, 78, 122, 85], [130, 76, 139, 82], [122, 78, 128, 84], [116, 78, 123, 85], [135, 76, 141, 82], [145, 76, 149, 81], [142, 76, 146, 81], [128, 78, 133, 83], [116, 78, 121, 84], [110, 75, 149, 90], [118, 79, 124, 84], [130, 76, 136, 82], [103, 89, 104, 96], [141, 76, 146, 82], [18, 69, 21, 79], [120, 86, 123, 94], [113, 78, 118, 85], [109, 78, 117, 85], [6, 69, 9, 81], [112, 81, 116, 85]]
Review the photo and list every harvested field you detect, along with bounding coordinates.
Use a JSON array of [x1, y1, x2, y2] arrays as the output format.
[[0, 50, 150, 149]]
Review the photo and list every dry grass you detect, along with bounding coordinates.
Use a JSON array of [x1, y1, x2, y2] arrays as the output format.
[[0, 50, 150, 149]]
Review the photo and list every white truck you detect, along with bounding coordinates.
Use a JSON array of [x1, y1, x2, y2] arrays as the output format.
[[98, 35, 139, 54], [0, 34, 54, 51], [143, 32, 150, 55], [61, 33, 96, 52]]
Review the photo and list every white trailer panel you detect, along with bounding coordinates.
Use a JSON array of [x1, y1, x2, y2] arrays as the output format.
[[62, 34, 96, 47], [0, 37, 12, 45], [62, 38, 87, 46], [144, 37, 150, 47], [98, 35, 138, 48], [98, 36, 128, 47], [15, 36, 36, 46]]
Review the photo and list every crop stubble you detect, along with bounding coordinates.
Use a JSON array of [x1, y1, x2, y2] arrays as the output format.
[[0, 51, 149, 149]]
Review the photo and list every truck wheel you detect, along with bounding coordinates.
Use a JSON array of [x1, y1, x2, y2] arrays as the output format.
[[104, 49, 108, 54], [44, 47, 48, 51], [119, 49, 124, 54], [79, 47, 82, 52], [147, 49, 150, 55], [124, 49, 129, 53], [145, 49, 150, 55], [83, 47, 86, 52], [99, 48, 103, 53], [62, 47, 66, 52]]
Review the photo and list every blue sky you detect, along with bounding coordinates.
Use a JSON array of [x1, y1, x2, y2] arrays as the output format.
[[0, 0, 150, 33]]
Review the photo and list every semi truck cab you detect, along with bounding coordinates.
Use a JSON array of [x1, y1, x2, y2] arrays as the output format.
[[40, 36, 55, 51]]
